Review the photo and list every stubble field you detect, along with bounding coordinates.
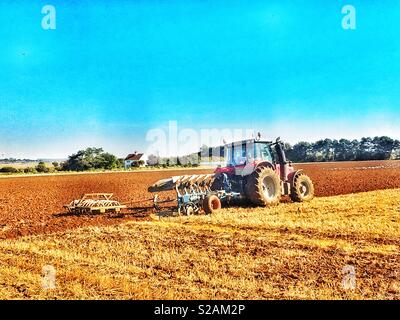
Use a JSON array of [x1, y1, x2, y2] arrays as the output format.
[[0, 160, 399, 299]]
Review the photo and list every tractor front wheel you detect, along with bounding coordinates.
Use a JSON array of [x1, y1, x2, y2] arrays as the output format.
[[245, 167, 281, 206], [290, 173, 314, 202]]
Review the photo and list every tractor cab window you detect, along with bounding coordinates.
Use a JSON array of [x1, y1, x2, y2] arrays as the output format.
[[225, 142, 273, 166], [225, 143, 274, 166], [226, 143, 248, 166], [255, 143, 273, 163]]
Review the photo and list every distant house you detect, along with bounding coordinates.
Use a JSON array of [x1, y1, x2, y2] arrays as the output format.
[[124, 152, 145, 169]]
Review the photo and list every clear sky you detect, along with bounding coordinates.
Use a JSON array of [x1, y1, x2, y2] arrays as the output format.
[[1, 0, 400, 158]]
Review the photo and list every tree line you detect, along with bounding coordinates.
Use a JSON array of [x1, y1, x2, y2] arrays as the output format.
[[146, 136, 400, 166], [284, 136, 400, 163], [0, 148, 123, 173], [1, 136, 399, 174]]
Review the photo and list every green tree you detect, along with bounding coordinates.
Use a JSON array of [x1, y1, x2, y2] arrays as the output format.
[[0, 166, 20, 173], [36, 161, 50, 173], [64, 148, 119, 171], [356, 137, 374, 160], [23, 167, 37, 173], [92, 152, 119, 169], [289, 142, 311, 162], [332, 139, 355, 161], [373, 136, 395, 160]]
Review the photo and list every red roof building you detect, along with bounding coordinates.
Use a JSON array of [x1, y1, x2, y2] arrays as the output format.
[[124, 152, 144, 168]]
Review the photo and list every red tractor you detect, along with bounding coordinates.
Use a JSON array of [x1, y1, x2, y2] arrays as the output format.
[[211, 138, 314, 206], [148, 138, 314, 214]]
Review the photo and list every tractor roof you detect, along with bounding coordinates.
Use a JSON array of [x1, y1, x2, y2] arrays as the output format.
[[224, 139, 273, 147]]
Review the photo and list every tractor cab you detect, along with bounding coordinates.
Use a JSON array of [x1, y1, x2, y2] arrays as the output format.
[[216, 139, 277, 176], [211, 137, 314, 204], [215, 138, 295, 181], [225, 140, 274, 167]]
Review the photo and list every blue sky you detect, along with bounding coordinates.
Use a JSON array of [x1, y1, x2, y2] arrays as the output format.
[[1, 0, 400, 158]]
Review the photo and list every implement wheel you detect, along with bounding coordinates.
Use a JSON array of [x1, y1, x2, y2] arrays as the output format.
[[245, 167, 281, 206], [203, 195, 221, 214], [290, 173, 314, 202], [178, 204, 195, 216]]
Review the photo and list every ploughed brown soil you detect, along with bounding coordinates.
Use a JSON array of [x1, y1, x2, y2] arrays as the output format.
[[0, 160, 399, 239]]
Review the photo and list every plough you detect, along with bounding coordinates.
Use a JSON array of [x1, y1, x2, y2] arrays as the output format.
[[148, 173, 241, 215]]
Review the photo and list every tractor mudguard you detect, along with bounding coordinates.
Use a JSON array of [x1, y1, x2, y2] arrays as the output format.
[[230, 160, 275, 176], [254, 161, 276, 178], [254, 161, 275, 170], [288, 169, 303, 181]]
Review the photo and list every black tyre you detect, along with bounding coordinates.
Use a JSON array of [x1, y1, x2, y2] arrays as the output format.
[[245, 167, 281, 206], [290, 173, 314, 202], [203, 195, 222, 214], [178, 204, 195, 216]]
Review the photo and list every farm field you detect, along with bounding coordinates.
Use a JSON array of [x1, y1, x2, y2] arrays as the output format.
[[0, 160, 400, 239], [0, 160, 399, 299], [0, 188, 399, 299]]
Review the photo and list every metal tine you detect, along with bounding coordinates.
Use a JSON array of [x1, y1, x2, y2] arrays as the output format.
[[191, 175, 204, 193], [175, 175, 188, 191], [195, 174, 207, 184], [184, 175, 196, 192], [197, 175, 208, 192], [188, 175, 199, 185], [173, 173, 217, 194], [198, 174, 210, 185], [203, 174, 215, 191], [194, 174, 204, 183], [179, 175, 192, 194], [179, 175, 192, 185], [198, 174, 211, 192], [187, 175, 199, 193], [194, 178, 202, 192]]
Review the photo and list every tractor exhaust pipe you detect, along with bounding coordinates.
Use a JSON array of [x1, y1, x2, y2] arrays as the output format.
[[274, 141, 288, 181]]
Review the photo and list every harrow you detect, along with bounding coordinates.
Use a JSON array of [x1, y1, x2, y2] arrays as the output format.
[[64, 193, 126, 214]]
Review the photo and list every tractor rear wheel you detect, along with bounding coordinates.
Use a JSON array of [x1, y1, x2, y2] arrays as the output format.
[[290, 173, 314, 202], [203, 195, 221, 214], [245, 167, 281, 206]]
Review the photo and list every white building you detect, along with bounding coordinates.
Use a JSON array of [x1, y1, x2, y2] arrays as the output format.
[[124, 152, 145, 169]]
